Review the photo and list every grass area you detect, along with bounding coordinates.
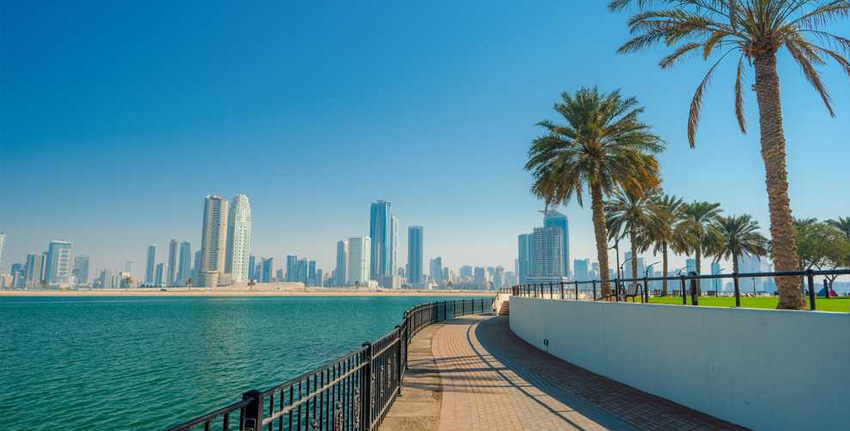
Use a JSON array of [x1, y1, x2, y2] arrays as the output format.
[[639, 296, 850, 313]]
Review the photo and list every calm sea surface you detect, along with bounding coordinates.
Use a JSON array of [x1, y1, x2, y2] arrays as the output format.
[[0, 296, 458, 431]]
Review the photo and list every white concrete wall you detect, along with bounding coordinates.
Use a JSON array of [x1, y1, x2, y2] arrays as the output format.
[[510, 297, 850, 431]]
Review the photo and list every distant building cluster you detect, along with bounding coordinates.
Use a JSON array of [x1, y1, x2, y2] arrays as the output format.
[[1, 197, 512, 291], [517, 210, 571, 284]]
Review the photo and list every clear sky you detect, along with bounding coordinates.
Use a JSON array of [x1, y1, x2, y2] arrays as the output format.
[[1, 0, 848, 276]]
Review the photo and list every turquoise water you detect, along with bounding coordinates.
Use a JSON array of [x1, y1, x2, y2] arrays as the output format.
[[0, 296, 457, 431]]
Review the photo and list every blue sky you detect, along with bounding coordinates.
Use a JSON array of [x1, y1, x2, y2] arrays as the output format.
[[1, 0, 848, 275]]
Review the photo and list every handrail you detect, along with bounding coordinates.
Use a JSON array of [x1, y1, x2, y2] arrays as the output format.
[[162, 297, 494, 431]]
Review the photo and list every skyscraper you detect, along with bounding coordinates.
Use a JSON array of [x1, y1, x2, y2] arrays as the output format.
[[335, 240, 348, 286], [517, 234, 532, 284], [154, 263, 166, 286], [430, 257, 443, 283], [0, 233, 5, 272], [369, 200, 393, 281], [178, 241, 192, 285], [73, 255, 90, 285], [543, 210, 570, 277], [574, 259, 590, 282], [531, 227, 564, 278], [167, 239, 178, 286], [25, 253, 46, 287], [248, 255, 256, 280], [145, 244, 157, 285], [286, 255, 298, 282], [390, 215, 398, 280], [226, 194, 252, 282], [407, 226, 424, 285], [192, 250, 203, 283], [125, 261, 134, 274], [200, 195, 230, 286], [261, 257, 274, 283], [45, 240, 72, 284], [348, 237, 371, 285]]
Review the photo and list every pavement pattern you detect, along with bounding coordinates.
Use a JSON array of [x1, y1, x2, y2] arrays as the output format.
[[383, 314, 750, 431]]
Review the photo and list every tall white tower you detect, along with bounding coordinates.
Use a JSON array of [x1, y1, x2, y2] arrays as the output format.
[[226, 194, 252, 283], [348, 237, 371, 285]]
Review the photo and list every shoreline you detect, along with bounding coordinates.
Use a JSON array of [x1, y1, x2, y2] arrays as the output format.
[[0, 288, 496, 298]]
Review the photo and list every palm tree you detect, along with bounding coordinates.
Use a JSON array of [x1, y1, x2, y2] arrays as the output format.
[[637, 193, 687, 295], [605, 187, 661, 284], [526, 87, 664, 297], [682, 201, 723, 294], [712, 215, 769, 275], [608, 0, 849, 309], [826, 217, 850, 239]]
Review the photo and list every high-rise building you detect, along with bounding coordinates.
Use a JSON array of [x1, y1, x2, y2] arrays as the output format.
[[200, 195, 230, 286], [316, 269, 324, 287], [493, 266, 505, 289], [275, 268, 284, 281], [574, 259, 590, 282], [710, 262, 723, 292], [178, 241, 192, 285], [335, 240, 348, 286], [192, 250, 203, 283], [226, 194, 252, 282], [154, 263, 167, 286], [167, 239, 179, 286], [25, 253, 46, 287], [369, 200, 393, 281], [390, 215, 398, 280], [0, 233, 5, 273], [686, 258, 696, 274], [73, 255, 90, 285], [286, 255, 298, 281], [45, 240, 72, 284], [543, 210, 570, 277], [531, 227, 564, 279], [430, 257, 443, 283], [261, 257, 274, 283], [307, 260, 316, 285], [297, 259, 308, 283], [474, 266, 487, 288], [125, 260, 134, 274], [348, 237, 371, 285], [248, 255, 256, 280], [737, 254, 764, 291], [517, 234, 532, 284], [459, 265, 473, 279], [407, 227, 424, 285], [145, 244, 157, 285]]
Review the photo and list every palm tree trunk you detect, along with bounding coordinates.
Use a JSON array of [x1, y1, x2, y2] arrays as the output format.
[[753, 52, 805, 310], [661, 242, 668, 296], [694, 246, 702, 296], [591, 183, 612, 297]]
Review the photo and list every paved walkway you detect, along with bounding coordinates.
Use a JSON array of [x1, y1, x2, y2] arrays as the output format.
[[382, 315, 749, 431]]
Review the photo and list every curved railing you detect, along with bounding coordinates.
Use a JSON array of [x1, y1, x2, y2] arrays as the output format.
[[163, 297, 494, 431]]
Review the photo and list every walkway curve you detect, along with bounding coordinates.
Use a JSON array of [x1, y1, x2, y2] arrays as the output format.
[[383, 315, 749, 431]]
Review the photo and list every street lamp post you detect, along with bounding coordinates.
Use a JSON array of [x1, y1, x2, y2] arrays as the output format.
[[644, 261, 660, 302]]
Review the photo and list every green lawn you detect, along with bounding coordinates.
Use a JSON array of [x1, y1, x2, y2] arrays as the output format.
[[634, 296, 850, 313]]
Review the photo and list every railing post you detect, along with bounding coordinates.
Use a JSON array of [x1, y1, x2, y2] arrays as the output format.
[[689, 272, 699, 306], [574, 281, 579, 301], [733, 273, 741, 307], [361, 342, 373, 431], [823, 279, 829, 300], [643, 277, 649, 303], [806, 269, 816, 311], [680, 275, 687, 305], [560, 281, 564, 300], [395, 325, 403, 396], [241, 390, 264, 431], [592, 280, 597, 301], [614, 279, 619, 302]]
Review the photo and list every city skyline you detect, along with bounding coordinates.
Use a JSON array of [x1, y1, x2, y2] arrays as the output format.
[[2, 1, 848, 278]]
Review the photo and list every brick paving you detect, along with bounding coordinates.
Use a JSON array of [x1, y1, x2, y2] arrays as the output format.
[[429, 315, 750, 431]]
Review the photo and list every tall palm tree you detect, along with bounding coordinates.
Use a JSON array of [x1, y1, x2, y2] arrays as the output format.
[[637, 193, 687, 295], [682, 201, 723, 293], [826, 217, 850, 239], [606, 187, 662, 284], [526, 87, 664, 297], [712, 215, 769, 275], [609, 0, 849, 309]]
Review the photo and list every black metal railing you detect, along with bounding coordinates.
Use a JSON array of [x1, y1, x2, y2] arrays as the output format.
[[163, 297, 493, 431], [503, 268, 850, 312]]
